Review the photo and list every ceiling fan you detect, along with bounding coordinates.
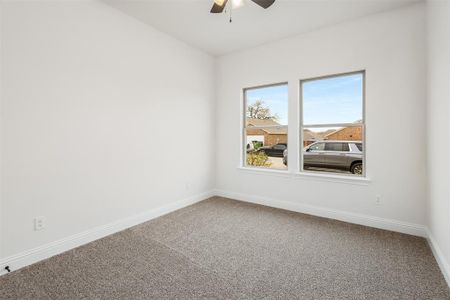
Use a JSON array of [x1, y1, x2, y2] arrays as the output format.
[[210, 0, 276, 14]]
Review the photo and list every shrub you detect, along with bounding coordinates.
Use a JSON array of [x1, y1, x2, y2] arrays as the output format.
[[252, 141, 263, 150], [247, 152, 272, 167]]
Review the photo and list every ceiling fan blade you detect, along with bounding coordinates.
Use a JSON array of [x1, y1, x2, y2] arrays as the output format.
[[251, 0, 275, 9], [210, 0, 229, 13]]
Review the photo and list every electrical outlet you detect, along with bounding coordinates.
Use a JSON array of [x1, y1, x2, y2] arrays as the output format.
[[34, 216, 46, 231], [375, 195, 382, 206]]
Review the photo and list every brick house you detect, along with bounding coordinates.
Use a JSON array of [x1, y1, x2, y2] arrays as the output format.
[[246, 118, 287, 146], [246, 119, 362, 147], [324, 126, 362, 141], [302, 129, 328, 147]]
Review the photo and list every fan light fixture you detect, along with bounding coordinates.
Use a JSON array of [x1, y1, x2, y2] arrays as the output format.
[[214, 0, 226, 5], [210, 0, 275, 16], [231, 0, 244, 8]]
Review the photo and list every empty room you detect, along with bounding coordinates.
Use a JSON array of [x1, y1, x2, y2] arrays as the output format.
[[0, 0, 449, 298]]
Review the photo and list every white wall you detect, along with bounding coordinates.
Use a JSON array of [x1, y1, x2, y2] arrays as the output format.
[[215, 4, 428, 229], [0, 0, 442, 278], [427, 0, 450, 282], [0, 1, 215, 259], [0, 1, 3, 260]]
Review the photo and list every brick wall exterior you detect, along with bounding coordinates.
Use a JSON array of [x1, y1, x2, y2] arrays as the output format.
[[265, 133, 287, 146], [246, 128, 287, 146], [325, 127, 362, 141], [247, 126, 361, 147], [304, 140, 315, 147], [246, 128, 266, 136]]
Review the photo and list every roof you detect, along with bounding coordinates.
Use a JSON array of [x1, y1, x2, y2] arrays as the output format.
[[263, 127, 287, 134], [303, 130, 316, 141], [303, 129, 332, 141], [246, 118, 281, 127], [246, 118, 361, 138], [246, 118, 287, 134]]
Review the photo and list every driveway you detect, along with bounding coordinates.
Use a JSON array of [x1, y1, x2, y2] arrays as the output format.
[[267, 157, 286, 170]]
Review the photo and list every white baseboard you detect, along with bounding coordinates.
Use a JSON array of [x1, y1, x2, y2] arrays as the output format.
[[427, 230, 450, 288], [214, 190, 450, 287], [0, 190, 214, 276], [3, 189, 448, 289], [214, 189, 428, 237]]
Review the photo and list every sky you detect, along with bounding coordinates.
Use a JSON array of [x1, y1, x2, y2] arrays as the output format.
[[246, 84, 289, 125], [303, 73, 363, 125], [245, 73, 363, 127]]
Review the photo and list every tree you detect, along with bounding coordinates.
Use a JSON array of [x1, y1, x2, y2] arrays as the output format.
[[247, 100, 279, 121]]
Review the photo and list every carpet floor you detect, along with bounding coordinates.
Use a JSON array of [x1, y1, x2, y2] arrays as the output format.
[[1, 197, 449, 299]]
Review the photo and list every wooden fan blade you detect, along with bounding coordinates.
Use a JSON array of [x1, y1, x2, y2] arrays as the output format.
[[251, 0, 275, 9], [210, 0, 229, 13]]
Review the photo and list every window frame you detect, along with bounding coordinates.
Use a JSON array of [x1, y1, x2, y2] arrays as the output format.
[[299, 70, 366, 177], [242, 81, 289, 171]]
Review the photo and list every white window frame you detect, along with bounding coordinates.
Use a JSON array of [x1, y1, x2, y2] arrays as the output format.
[[242, 82, 289, 171], [299, 71, 366, 178]]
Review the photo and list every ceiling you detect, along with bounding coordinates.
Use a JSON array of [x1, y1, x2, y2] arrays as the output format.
[[104, 0, 420, 56]]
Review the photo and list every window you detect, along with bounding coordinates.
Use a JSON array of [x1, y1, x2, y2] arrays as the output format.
[[325, 142, 349, 152], [243, 83, 288, 170], [300, 72, 365, 176], [309, 143, 325, 151]]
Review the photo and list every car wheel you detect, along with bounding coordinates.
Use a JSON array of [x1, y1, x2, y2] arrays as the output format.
[[351, 162, 363, 175]]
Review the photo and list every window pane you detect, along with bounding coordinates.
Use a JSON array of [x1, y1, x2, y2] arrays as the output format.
[[245, 84, 288, 126], [324, 142, 349, 152], [309, 142, 325, 151], [302, 126, 364, 176], [245, 126, 287, 170], [302, 73, 363, 125]]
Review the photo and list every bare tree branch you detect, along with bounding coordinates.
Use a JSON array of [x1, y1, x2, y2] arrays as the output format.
[[246, 100, 278, 121]]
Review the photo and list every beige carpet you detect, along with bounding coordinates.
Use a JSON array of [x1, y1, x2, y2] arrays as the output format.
[[1, 197, 449, 299]]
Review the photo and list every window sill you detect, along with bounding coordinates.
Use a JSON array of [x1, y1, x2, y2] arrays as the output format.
[[294, 172, 370, 185], [237, 166, 290, 178], [236, 166, 371, 185]]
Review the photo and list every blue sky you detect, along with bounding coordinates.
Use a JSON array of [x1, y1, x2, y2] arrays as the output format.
[[246, 84, 289, 125], [303, 74, 363, 125], [246, 73, 362, 126]]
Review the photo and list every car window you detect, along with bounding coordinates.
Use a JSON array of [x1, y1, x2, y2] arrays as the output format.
[[274, 144, 286, 150], [309, 143, 325, 151], [325, 143, 349, 151], [355, 143, 363, 151]]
